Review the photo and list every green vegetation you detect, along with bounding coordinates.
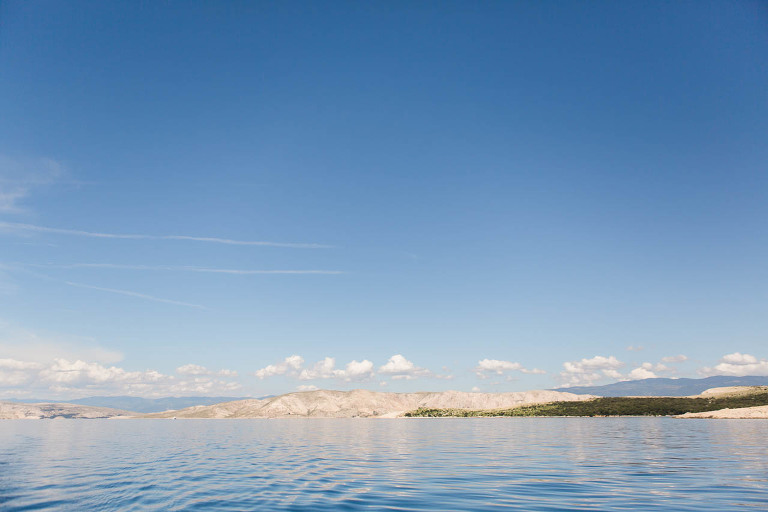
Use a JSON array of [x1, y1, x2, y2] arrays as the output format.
[[404, 392, 768, 417]]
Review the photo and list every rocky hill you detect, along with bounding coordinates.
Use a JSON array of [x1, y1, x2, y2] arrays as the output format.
[[0, 401, 132, 419], [143, 389, 594, 419], [1, 395, 256, 413]]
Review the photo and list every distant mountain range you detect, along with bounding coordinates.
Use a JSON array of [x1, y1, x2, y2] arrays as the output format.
[[2, 396, 257, 413], [552, 376, 768, 396]]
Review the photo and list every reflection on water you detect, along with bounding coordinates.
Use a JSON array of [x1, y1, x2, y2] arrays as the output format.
[[1, 418, 766, 510]]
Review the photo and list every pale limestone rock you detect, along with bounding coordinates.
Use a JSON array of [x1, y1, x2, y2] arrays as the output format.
[[678, 405, 768, 419], [143, 389, 595, 419], [0, 401, 130, 419]]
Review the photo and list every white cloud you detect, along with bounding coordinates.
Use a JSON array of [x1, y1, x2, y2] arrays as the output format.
[[626, 345, 644, 352], [378, 354, 431, 380], [176, 364, 210, 376], [471, 386, 481, 392], [167, 377, 242, 395], [297, 384, 319, 391], [602, 369, 624, 379], [379, 354, 418, 374], [176, 364, 238, 377], [0, 221, 329, 249], [259, 356, 375, 382], [0, 324, 243, 398], [722, 352, 758, 365], [254, 355, 305, 379], [560, 355, 683, 386], [627, 367, 658, 380], [341, 359, 375, 381], [559, 355, 625, 387], [629, 362, 672, 380], [0, 358, 43, 386], [661, 354, 688, 363], [700, 352, 768, 377], [566, 355, 624, 372], [298, 357, 338, 380], [0, 358, 44, 370], [475, 359, 522, 375], [0, 357, 241, 398], [40, 359, 166, 386], [474, 358, 545, 378]]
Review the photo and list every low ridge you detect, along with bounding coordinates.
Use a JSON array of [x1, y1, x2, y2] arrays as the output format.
[[0, 401, 133, 419], [143, 389, 594, 419]]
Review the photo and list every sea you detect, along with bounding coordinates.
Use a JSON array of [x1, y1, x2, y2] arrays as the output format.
[[1, 418, 766, 511]]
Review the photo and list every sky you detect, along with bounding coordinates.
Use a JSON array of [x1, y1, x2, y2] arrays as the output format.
[[1, 1, 767, 399]]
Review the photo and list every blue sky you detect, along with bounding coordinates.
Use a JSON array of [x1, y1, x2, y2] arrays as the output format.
[[1, 1, 767, 398]]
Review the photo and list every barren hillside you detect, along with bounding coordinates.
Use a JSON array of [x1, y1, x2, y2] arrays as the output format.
[[0, 401, 133, 419], [143, 389, 594, 419]]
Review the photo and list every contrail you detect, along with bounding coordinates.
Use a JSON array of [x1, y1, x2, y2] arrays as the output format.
[[0, 221, 331, 249], [21, 263, 344, 274], [64, 281, 208, 310]]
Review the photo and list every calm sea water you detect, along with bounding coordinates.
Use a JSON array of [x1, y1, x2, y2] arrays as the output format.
[[0, 418, 766, 511]]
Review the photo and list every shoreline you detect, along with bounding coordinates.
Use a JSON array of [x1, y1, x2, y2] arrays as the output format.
[[4, 386, 768, 420]]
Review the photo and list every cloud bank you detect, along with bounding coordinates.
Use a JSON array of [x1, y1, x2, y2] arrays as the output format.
[[254, 354, 439, 383], [255, 355, 376, 382], [0, 359, 241, 398], [559, 355, 625, 387], [558, 353, 692, 386], [700, 352, 768, 377]]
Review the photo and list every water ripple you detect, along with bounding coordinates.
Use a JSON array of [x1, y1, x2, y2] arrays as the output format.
[[0, 418, 767, 510]]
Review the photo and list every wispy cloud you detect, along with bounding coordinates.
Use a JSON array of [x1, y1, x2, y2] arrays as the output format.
[[0, 320, 123, 364], [661, 354, 688, 363], [0, 265, 209, 310], [0, 222, 331, 249], [64, 281, 207, 309], [176, 364, 238, 377], [0, 156, 63, 213], [23, 263, 343, 275]]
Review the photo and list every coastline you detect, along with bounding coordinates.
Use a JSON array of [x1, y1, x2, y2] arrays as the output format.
[[4, 386, 768, 420]]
